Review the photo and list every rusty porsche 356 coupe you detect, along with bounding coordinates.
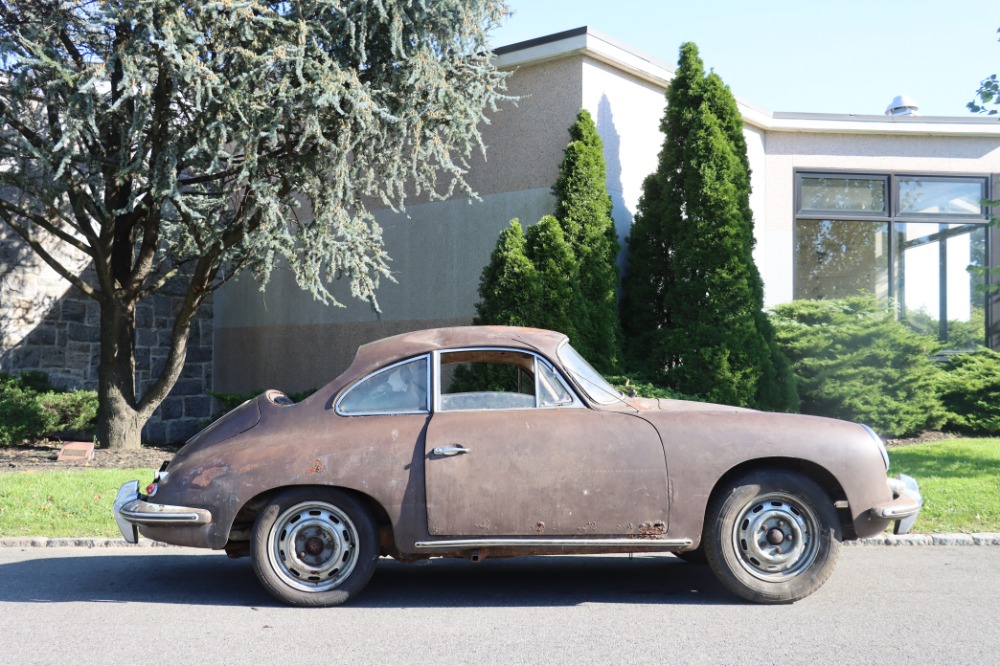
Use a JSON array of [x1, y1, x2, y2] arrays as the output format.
[[114, 326, 921, 606]]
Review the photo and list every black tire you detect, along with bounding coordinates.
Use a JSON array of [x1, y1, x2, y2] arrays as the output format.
[[251, 487, 378, 607], [704, 470, 841, 604]]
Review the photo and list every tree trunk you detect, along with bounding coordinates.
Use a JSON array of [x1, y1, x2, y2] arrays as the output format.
[[97, 297, 143, 450]]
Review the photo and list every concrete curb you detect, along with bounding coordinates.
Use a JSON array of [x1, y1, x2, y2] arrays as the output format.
[[846, 533, 1000, 546], [2, 534, 1000, 549]]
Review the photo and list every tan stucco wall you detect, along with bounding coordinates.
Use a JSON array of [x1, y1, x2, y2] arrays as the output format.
[[580, 56, 666, 260], [464, 57, 584, 198]]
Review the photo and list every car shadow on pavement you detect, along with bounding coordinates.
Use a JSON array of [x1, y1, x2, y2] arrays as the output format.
[[0, 551, 738, 607]]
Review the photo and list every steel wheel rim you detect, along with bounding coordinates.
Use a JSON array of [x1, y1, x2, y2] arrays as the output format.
[[267, 500, 360, 592], [731, 492, 820, 582]]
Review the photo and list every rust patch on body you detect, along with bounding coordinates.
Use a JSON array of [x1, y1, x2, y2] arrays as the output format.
[[638, 521, 666, 536], [307, 459, 325, 474], [533, 521, 545, 533], [191, 466, 226, 488]]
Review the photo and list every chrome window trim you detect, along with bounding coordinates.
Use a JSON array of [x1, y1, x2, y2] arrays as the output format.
[[556, 340, 623, 406], [335, 354, 431, 417]]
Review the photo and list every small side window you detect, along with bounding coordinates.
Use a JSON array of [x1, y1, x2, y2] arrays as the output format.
[[338, 356, 429, 415], [537, 359, 574, 407]]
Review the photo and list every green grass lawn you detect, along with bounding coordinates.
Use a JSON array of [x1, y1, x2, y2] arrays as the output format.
[[0, 468, 154, 538], [0, 438, 997, 538], [888, 438, 1000, 534]]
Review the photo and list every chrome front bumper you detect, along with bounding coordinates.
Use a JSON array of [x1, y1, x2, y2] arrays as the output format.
[[869, 474, 922, 535], [113, 480, 213, 544]]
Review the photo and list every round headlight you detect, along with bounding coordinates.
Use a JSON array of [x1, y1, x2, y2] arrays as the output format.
[[860, 424, 889, 470]]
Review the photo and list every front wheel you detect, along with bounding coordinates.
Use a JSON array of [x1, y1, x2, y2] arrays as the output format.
[[704, 470, 841, 604], [251, 487, 378, 606]]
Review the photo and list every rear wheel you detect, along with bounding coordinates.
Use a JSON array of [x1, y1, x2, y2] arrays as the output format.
[[704, 470, 841, 604], [251, 487, 378, 606]]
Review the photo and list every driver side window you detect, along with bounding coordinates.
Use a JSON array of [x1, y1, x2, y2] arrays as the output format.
[[439, 349, 576, 411]]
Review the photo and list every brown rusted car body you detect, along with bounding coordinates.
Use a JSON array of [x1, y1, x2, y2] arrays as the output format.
[[114, 326, 920, 605]]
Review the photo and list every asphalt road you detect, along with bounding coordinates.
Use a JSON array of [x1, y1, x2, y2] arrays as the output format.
[[0, 546, 996, 665]]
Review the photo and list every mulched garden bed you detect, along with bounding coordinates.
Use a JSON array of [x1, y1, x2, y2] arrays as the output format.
[[0, 440, 179, 472]]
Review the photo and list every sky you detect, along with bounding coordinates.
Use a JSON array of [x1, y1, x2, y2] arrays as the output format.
[[489, 0, 1000, 118]]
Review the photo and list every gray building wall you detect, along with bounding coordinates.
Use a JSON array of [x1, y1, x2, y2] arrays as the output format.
[[211, 56, 587, 393]]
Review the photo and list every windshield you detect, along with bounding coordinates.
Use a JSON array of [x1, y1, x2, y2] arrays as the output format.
[[557, 343, 623, 405]]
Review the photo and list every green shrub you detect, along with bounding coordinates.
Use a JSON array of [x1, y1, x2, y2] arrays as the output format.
[[0, 375, 51, 446], [606, 374, 699, 401], [37, 390, 99, 434], [0, 373, 98, 446], [938, 349, 1000, 434], [770, 298, 946, 437]]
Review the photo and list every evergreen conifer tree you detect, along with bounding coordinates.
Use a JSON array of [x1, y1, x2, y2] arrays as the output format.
[[474, 111, 621, 371], [552, 110, 621, 372], [621, 43, 797, 411], [524, 215, 581, 342], [473, 220, 541, 327]]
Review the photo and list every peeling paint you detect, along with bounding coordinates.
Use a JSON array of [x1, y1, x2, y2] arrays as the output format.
[[191, 466, 226, 488], [307, 459, 325, 475]]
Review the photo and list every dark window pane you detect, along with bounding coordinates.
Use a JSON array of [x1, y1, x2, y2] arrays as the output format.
[[800, 177, 886, 214], [794, 219, 890, 301]]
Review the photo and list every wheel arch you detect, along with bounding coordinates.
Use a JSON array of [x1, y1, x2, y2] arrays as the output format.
[[224, 484, 395, 556], [705, 457, 857, 540]]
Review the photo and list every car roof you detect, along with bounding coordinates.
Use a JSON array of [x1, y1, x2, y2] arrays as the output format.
[[347, 326, 569, 379]]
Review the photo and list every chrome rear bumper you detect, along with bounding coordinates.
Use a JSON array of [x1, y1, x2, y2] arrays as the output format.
[[113, 480, 212, 543]]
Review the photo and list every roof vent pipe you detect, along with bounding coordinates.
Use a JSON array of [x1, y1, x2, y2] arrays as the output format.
[[885, 94, 919, 116]]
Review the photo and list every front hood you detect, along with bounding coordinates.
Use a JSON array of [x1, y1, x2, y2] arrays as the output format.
[[625, 396, 755, 414]]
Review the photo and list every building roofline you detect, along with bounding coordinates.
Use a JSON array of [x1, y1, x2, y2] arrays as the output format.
[[494, 27, 1000, 138], [741, 105, 1000, 137], [493, 25, 675, 89]]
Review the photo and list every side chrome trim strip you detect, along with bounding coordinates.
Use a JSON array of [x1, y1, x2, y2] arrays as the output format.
[[414, 537, 693, 549]]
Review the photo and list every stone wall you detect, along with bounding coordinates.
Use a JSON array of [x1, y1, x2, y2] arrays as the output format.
[[1, 229, 215, 444]]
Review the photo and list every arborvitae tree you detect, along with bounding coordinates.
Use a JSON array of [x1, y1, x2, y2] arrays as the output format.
[[473, 220, 541, 327], [622, 42, 797, 411], [462, 216, 578, 392], [474, 110, 621, 370], [524, 216, 581, 342], [552, 110, 621, 372], [0, 1, 509, 449]]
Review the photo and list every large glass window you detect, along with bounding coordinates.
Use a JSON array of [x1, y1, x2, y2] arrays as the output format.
[[794, 219, 889, 301], [795, 172, 990, 347]]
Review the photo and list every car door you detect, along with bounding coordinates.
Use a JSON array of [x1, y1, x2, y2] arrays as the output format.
[[423, 348, 669, 537]]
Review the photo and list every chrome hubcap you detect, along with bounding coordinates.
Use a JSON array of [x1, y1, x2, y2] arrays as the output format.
[[732, 492, 820, 582], [268, 501, 360, 592]]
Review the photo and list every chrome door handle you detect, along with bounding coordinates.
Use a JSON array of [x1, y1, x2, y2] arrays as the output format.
[[433, 445, 470, 456]]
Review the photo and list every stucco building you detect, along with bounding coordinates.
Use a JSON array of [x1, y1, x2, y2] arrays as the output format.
[[213, 27, 1000, 396]]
